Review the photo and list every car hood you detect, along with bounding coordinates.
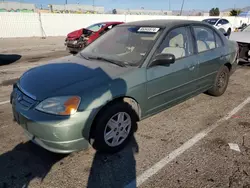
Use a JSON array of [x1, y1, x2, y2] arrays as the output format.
[[67, 28, 92, 40], [18, 55, 133, 101], [230, 32, 250, 43]]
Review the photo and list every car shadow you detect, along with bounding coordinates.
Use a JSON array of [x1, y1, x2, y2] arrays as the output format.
[[0, 54, 22, 66], [0, 141, 66, 188], [87, 125, 139, 188]]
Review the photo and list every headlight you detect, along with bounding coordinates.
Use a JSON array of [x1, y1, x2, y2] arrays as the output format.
[[35, 96, 81, 116]]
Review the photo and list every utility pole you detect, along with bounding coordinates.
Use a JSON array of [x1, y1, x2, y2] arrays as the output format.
[[169, 0, 171, 11], [180, 0, 185, 16]]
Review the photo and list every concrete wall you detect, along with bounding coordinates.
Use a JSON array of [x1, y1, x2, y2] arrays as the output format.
[[50, 4, 105, 13], [0, 12, 249, 38]]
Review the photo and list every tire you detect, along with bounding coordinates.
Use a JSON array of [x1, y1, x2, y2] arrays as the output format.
[[207, 65, 230, 97], [91, 101, 138, 153], [227, 28, 231, 37]]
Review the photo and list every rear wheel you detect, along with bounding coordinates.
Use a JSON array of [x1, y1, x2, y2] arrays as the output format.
[[227, 28, 231, 37], [207, 65, 230, 96], [91, 101, 137, 153]]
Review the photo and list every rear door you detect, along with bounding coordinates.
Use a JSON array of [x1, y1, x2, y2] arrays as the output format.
[[146, 26, 199, 115], [192, 25, 225, 90]]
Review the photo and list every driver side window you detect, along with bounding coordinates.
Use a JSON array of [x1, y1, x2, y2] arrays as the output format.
[[155, 27, 194, 60], [216, 20, 223, 25]]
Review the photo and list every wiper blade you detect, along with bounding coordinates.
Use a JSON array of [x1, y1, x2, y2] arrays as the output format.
[[88, 56, 126, 67], [79, 53, 90, 60]]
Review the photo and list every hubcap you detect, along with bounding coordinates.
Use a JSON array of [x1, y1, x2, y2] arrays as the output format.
[[104, 112, 132, 147], [217, 72, 226, 88]]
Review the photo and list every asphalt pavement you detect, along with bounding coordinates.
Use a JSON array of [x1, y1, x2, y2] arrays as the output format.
[[0, 45, 250, 188]]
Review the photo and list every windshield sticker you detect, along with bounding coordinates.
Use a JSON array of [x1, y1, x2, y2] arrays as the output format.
[[137, 27, 160, 33]]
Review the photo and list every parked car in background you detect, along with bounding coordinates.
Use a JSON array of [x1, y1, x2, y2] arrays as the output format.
[[230, 24, 250, 63], [11, 19, 238, 154], [202, 18, 232, 37], [234, 23, 249, 32], [65, 21, 124, 53]]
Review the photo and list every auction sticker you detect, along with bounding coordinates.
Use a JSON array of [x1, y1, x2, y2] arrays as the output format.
[[137, 27, 160, 32]]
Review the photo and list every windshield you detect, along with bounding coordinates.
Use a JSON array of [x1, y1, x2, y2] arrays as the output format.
[[86, 23, 107, 32], [242, 25, 250, 32], [80, 25, 162, 66], [203, 19, 219, 25]]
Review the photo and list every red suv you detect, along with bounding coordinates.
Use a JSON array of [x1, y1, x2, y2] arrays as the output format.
[[65, 21, 124, 53]]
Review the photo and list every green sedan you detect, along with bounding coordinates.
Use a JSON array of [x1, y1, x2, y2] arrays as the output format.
[[10, 19, 238, 154]]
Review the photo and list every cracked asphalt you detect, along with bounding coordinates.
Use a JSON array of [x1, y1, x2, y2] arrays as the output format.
[[0, 41, 250, 188]]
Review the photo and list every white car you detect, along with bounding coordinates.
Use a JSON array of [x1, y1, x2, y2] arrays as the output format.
[[202, 18, 232, 37], [230, 24, 250, 63]]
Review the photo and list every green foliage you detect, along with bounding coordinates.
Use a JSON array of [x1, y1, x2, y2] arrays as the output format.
[[229, 9, 241, 16], [209, 8, 220, 16]]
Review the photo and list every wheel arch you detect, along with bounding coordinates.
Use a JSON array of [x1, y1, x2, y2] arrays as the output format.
[[224, 62, 232, 72], [89, 96, 141, 140]]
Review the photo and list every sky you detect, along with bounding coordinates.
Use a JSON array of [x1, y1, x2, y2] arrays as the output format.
[[6, 0, 250, 11]]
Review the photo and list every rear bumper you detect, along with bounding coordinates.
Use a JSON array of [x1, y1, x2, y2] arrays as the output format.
[[237, 42, 250, 62], [230, 58, 238, 76]]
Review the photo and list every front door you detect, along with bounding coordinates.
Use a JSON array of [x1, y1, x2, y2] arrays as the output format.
[[146, 26, 199, 115]]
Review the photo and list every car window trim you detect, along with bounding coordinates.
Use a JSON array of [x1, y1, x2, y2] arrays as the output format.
[[213, 30, 223, 48], [146, 24, 196, 68]]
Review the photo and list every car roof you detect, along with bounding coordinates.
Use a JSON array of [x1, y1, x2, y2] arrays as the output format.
[[203, 18, 220, 20], [99, 21, 124, 25], [120, 19, 203, 28]]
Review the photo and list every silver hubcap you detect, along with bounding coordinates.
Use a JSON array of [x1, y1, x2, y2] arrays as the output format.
[[104, 112, 132, 147], [217, 72, 226, 88]]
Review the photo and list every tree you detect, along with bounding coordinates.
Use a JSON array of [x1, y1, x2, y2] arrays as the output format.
[[112, 9, 117, 14], [196, 12, 202, 16], [209, 8, 220, 16], [229, 9, 241, 16]]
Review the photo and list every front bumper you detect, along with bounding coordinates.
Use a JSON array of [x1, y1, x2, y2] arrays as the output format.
[[237, 42, 250, 63], [10, 88, 95, 154], [65, 39, 87, 52]]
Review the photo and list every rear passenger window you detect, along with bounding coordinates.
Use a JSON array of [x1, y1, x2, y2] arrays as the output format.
[[193, 26, 216, 53], [155, 27, 194, 60]]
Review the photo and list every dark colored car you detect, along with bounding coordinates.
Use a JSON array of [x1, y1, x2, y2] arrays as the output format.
[[11, 19, 238, 154], [65, 21, 124, 53]]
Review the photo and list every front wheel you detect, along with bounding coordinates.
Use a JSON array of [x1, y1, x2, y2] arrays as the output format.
[[207, 65, 230, 96], [91, 102, 137, 153]]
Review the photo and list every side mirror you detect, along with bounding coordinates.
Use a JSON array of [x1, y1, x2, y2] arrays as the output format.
[[217, 23, 222, 26], [150, 53, 175, 67]]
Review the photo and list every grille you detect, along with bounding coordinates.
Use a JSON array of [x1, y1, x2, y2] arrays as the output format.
[[13, 87, 37, 110]]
